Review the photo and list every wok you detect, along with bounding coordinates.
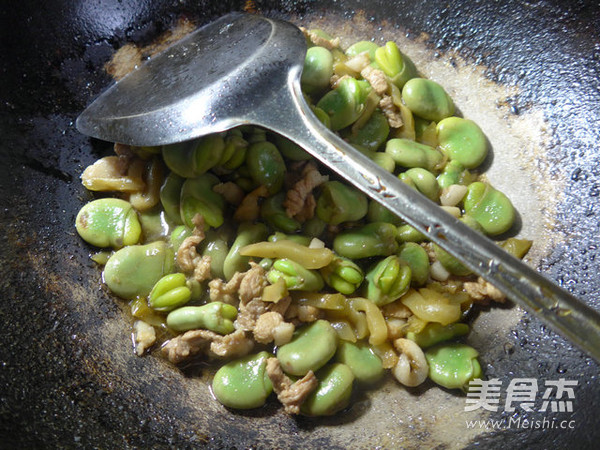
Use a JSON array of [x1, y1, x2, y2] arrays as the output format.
[[1, 0, 598, 448]]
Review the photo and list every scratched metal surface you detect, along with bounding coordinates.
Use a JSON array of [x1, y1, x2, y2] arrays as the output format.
[[0, 0, 598, 448]]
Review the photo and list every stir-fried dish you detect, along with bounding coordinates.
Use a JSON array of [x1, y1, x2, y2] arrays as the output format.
[[75, 26, 531, 416]]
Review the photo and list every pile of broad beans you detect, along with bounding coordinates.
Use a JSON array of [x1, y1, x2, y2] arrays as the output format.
[[75, 27, 531, 416]]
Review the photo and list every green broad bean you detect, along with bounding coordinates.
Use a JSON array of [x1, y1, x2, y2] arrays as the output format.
[[258, 258, 274, 271], [370, 152, 396, 173], [436, 160, 473, 189], [214, 130, 238, 166], [300, 363, 355, 416], [219, 130, 248, 170], [191, 134, 225, 174], [260, 192, 301, 233], [398, 242, 430, 286], [169, 225, 191, 252], [399, 168, 440, 202], [271, 134, 312, 161], [301, 46, 334, 95], [320, 256, 364, 295], [303, 216, 327, 238], [406, 322, 470, 349], [402, 78, 455, 122], [347, 110, 390, 152], [166, 301, 238, 334], [335, 341, 383, 384], [316, 181, 368, 225], [345, 41, 378, 60], [268, 232, 312, 246], [245, 141, 286, 195], [149, 273, 192, 312], [316, 77, 368, 130], [365, 255, 412, 306], [367, 200, 403, 225], [374, 41, 418, 88], [437, 117, 488, 169], [385, 138, 444, 171], [234, 176, 256, 193], [179, 174, 225, 229], [333, 222, 399, 259], [162, 135, 224, 178], [162, 140, 197, 178], [311, 105, 331, 129], [223, 222, 268, 280], [245, 127, 268, 144], [212, 351, 273, 409], [200, 228, 231, 280], [425, 343, 482, 391], [463, 182, 516, 235], [159, 172, 185, 225], [267, 258, 325, 291], [277, 319, 338, 376], [76, 198, 141, 249], [103, 241, 174, 299], [396, 224, 427, 243], [433, 216, 484, 276]]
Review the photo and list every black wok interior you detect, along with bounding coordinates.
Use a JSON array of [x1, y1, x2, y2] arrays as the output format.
[[1, 0, 599, 448]]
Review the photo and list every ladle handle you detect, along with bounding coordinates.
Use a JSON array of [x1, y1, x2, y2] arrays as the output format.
[[258, 74, 600, 363]]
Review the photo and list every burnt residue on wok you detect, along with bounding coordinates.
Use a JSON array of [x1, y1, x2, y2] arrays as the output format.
[[1, 0, 599, 448]]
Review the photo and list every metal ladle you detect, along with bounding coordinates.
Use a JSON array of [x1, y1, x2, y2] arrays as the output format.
[[76, 12, 600, 361]]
